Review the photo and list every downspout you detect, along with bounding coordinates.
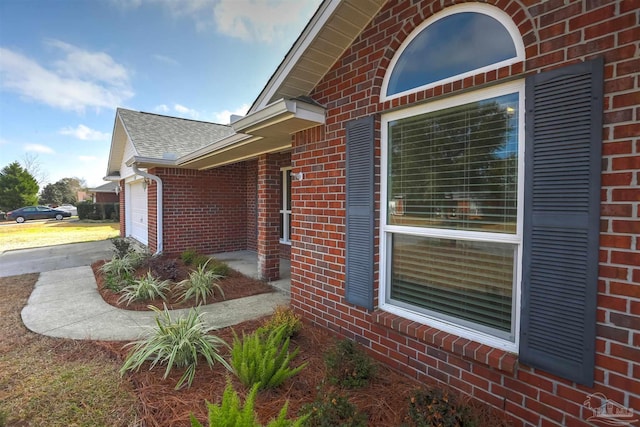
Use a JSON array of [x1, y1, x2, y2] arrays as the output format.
[[132, 165, 163, 255]]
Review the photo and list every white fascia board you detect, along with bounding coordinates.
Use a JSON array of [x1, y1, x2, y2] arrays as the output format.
[[249, 0, 340, 113], [233, 98, 325, 134], [125, 156, 177, 168], [177, 132, 256, 164]]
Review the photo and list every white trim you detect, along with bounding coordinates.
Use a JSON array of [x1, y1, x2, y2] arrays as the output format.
[[379, 81, 525, 352], [280, 167, 292, 244], [381, 3, 525, 102]]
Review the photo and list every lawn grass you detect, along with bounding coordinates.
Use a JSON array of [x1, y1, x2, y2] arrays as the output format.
[[0, 220, 119, 252], [0, 274, 140, 426]]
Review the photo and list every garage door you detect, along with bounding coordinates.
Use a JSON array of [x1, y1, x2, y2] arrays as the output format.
[[128, 181, 148, 245]]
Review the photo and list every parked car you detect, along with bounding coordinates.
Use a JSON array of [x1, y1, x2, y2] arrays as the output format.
[[6, 206, 72, 223], [55, 204, 78, 216]]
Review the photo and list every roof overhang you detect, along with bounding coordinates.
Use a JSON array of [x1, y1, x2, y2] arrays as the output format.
[[233, 98, 325, 137]]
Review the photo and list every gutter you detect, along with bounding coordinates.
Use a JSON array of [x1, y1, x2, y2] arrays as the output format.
[[131, 164, 163, 255]]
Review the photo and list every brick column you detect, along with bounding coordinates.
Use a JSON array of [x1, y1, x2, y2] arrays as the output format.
[[257, 153, 280, 281]]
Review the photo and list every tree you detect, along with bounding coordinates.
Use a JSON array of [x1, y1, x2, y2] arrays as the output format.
[[0, 162, 39, 210], [21, 153, 49, 187], [39, 177, 86, 205]]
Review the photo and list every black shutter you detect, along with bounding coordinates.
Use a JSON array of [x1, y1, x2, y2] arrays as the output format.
[[345, 115, 375, 310], [520, 58, 603, 386]]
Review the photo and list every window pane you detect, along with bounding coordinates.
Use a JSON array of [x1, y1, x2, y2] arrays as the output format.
[[279, 213, 284, 239], [387, 12, 517, 96], [390, 234, 515, 336], [388, 92, 518, 233]]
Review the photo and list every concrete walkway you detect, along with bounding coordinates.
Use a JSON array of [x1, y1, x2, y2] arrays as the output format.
[[16, 248, 292, 341], [21, 265, 290, 341]]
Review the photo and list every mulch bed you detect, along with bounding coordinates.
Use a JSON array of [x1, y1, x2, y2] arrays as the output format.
[[89, 254, 510, 426], [92, 255, 273, 311]]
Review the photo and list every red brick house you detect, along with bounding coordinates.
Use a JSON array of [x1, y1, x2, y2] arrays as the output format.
[[107, 1, 639, 424], [88, 181, 120, 203]]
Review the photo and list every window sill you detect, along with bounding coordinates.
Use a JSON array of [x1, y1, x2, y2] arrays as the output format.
[[372, 310, 518, 374]]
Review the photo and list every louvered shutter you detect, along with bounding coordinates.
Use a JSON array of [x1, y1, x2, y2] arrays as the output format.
[[345, 115, 375, 310], [520, 57, 603, 386]]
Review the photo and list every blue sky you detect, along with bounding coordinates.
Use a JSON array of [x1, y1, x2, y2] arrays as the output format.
[[0, 0, 320, 188]]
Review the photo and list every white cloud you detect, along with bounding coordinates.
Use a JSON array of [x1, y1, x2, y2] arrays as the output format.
[[0, 41, 134, 113], [59, 124, 110, 141], [213, 0, 311, 43], [24, 143, 55, 154], [212, 103, 249, 124], [173, 104, 200, 119], [114, 0, 319, 43], [152, 54, 179, 66], [154, 104, 170, 113]]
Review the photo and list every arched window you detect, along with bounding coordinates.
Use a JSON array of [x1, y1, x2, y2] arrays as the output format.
[[379, 4, 526, 350], [382, 4, 524, 100]]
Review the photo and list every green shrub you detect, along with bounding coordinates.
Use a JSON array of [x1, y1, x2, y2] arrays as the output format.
[[100, 252, 143, 277], [118, 271, 171, 305], [120, 305, 230, 389], [190, 382, 308, 427], [231, 324, 307, 390], [259, 306, 302, 338], [209, 260, 230, 277], [181, 248, 199, 265], [110, 237, 132, 259], [324, 339, 376, 388], [104, 271, 134, 292], [404, 388, 477, 427], [299, 392, 367, 427], [192, 254, 210, 269], [178, 259, 224, 305]]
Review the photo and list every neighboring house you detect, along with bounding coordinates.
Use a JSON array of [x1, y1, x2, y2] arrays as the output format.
[[106, 1, 639, 425], [88, 181, 120, 203]]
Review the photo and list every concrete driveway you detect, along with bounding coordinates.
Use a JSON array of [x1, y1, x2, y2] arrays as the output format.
[[0, 240, 113, 278]]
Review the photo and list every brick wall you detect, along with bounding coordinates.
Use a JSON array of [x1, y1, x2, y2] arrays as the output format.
[[290, 1, 639, 425], [95, 192, 119, 203], [246, 159, 258, 252], [147, 164, 253, 256]]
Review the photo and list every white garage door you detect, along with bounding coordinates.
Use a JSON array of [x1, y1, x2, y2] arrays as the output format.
[[128, 181, 148, 245]]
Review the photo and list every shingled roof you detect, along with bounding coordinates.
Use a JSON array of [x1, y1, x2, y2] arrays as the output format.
[[117, 108, 234, 160]]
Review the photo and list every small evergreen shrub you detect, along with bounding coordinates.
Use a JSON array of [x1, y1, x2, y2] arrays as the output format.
[[120, 305, 230, 389], [207, 258, 230, 277], [190, 382, 308, 427], [259, 306, 302, 338], [193, 254, 210, 269], [231, 324, 307, 390], [181, 248, 199, 265], [404, 388, 477, 427], [324, 339, 376, 388], [118, 271, 171, 305], [110, 237, 131, 258], [99, 251, 142, 278], [178, 259, 224, 305], [299, 392, 367, 427], [104, 270, 134, 292]]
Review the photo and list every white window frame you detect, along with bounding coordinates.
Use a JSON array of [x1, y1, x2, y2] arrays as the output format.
[[379, 81, 525, 352], [280, 167, 292, 245], [381, 3, 525, 102]]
